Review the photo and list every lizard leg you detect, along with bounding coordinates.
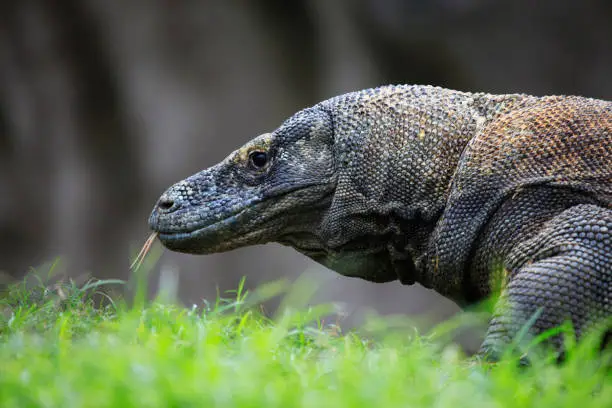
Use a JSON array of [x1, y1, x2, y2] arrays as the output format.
[[480, 204, 611, 360]]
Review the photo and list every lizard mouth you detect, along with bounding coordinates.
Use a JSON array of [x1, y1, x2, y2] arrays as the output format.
[[151, 205, 255, 254], [152, 203, 250, 237], [149, 181, 336, 254], [156, 210, 246, 240]]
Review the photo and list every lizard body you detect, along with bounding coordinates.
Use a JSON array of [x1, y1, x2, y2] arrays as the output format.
[[148, 85, 611, 356]]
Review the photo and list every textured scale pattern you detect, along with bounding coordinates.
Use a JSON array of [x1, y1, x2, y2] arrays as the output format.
[[429, 97, 611, 282], [482, 204, 611, 355], [149, 85, 611, 357]]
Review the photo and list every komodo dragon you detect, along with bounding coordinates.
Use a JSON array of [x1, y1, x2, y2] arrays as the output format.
[[148, 85, 611, 357]]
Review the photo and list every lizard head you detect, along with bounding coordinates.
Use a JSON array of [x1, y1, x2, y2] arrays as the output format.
[[148, 107, 337, 256]]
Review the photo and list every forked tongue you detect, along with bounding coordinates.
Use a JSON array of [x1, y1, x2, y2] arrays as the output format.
[[130, 232, 159, 272]]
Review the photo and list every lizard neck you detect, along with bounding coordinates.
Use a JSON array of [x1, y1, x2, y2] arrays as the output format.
[[318, 85, 532, 290]]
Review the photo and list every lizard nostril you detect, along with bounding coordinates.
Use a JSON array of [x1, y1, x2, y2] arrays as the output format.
[[157, 197, 175, 212]]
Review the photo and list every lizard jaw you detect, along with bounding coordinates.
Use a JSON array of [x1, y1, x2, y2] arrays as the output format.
[[149, 183, 336, 254], [152, 207, 252, 254]]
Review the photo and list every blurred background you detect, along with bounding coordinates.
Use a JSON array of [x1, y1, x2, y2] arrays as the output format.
[[1, 0, 611, 345]]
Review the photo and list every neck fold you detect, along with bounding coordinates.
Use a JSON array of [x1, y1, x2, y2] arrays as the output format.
[[321, 85, 534, 289]]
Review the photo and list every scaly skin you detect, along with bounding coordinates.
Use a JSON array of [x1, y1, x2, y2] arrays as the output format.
[[148, 85, 611, 357]]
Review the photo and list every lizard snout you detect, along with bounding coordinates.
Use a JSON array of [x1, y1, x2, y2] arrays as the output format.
[[152, 177, 201, 217], [156, 194, 178, 214], [148, 191, 182, 233]]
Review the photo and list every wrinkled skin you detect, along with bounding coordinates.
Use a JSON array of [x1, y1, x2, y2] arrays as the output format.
[[150, 86, 496, 283], [150, 85, 611, 357], [148, 105, 396, 281], [150, 107, 334, 249]]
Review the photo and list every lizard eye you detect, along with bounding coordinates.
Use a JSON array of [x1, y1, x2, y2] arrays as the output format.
[[248, 150, 268, 169]]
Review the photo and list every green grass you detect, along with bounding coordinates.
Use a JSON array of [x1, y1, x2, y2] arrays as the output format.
[[0, 274, 610, 408]]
